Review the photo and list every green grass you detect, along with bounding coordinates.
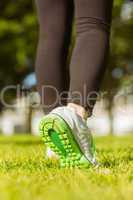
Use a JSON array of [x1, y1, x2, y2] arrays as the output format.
[[0, 135, 133, 200]]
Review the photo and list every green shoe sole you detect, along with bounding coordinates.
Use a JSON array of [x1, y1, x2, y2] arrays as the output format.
[[39, 114, 91, 168]]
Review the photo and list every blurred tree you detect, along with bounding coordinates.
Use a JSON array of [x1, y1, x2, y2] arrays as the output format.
[[0, 0, 38, 133], [102, 0, 133, 134], [0, 0, 38, 104]]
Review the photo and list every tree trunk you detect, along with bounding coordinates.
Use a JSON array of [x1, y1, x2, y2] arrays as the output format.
[[108, 98, 114, 135], [26, 106, 32, 134]]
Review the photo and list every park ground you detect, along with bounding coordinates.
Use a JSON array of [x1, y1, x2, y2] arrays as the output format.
[[0, 135, 133, 200]]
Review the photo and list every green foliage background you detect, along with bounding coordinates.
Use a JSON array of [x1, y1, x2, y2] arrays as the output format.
[[0, 0, 133, 103], [0, 0, 38, 88]]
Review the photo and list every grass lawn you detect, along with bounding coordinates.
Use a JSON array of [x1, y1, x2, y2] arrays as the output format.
[[0, 135, 133, 200]]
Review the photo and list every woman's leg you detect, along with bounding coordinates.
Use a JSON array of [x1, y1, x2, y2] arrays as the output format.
[[68, 0, 113, 116], [35, 0, 73, 112], [37, 0, 113, 166]]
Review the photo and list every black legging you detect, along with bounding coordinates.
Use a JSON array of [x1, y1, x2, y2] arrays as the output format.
[[35, 0, 113, 114]]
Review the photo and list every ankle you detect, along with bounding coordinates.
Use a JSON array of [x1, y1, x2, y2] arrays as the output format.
[[67, 103, 87, 119]]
